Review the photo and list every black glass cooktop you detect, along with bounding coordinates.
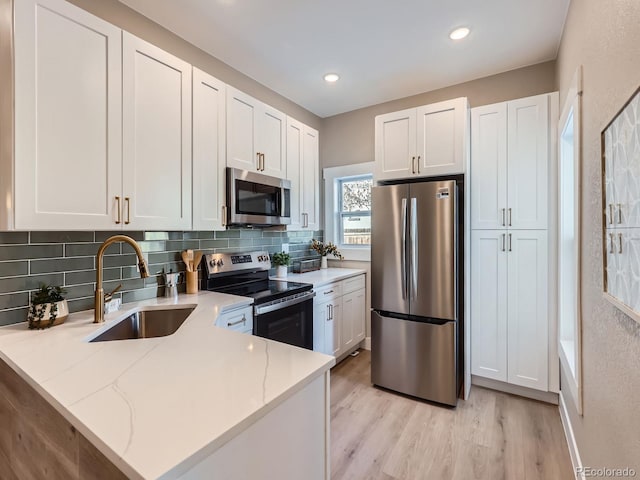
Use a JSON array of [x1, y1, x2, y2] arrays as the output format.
[[210, 279, 312, 305]]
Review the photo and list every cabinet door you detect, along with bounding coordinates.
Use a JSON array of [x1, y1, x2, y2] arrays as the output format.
[[258, 105, 286, 178], [374, 108, 416, 181], [471, 230, 508, 382], [507, 95, 549, 229], [226, 86, 259, 171], [286, 117, 304, 230], [302, 126, 320, 230], [341, 291, 356, 353], [352, 288, 366, 344], [193, 68, 226, 230], [14, 0, 122, 230], [622, 229, 640, 312], [331, 298, 343, 357], [416, 97, 467, 176], [471, 103, 508, 230], [313, 299, 329, 354], [507, 230, 548, 391], [122, 33, 192, 230]]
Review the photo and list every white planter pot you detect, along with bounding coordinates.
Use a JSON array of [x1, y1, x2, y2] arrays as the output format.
[[27, 300, 69, 329], [321, 256, 328, 269], [276, 265, 288, 278]]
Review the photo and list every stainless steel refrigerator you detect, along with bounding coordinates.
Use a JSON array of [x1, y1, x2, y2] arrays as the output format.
[[371, 178, 463, 406]]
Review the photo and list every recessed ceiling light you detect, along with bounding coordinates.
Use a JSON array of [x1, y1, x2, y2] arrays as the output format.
[[449, 27, 470, 40], [324, 73, 340, 83]]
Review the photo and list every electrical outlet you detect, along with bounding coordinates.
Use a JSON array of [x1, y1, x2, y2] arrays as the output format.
[[281, 243, 289, 253]]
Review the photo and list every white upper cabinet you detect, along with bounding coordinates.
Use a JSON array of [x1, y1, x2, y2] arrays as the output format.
[[122, 33, 192, 230], [226, 86, 286, 178], [192, 68, 226, 231], [287, 117, 319, 231], [375, 98, 468, 182], [471, 94, 551, 230], [416, 97, 467, 177], [471, 104, 508, 230], [507, 95, 549, 230], [13, 0, 123, 230], [374, 108, 416, 181]]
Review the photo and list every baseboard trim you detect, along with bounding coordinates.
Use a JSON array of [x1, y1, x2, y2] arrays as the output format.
[[559, 390, 583, 480], [362, 337, 371, 350], [471, 375, 559, 404]]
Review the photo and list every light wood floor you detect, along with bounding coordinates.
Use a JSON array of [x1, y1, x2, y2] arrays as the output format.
[[330, 350, 573, 480]]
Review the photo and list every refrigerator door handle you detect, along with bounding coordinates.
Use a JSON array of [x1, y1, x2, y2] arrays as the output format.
[[400, 198, 409, 300], [401, 198, 408, 299], [410, 197, 418, 300]]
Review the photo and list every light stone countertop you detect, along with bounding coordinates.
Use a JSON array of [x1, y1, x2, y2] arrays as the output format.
[[272, 267, 366, 288], [0, 291, 335, 479]]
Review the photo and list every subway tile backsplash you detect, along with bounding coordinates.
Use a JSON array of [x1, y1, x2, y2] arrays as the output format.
[[0, 229, 323, 327]]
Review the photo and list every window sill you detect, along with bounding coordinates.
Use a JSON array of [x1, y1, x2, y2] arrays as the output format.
[[336, 247, 371, 262]]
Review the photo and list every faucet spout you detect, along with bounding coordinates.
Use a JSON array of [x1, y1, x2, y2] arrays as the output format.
[[94, 235, 150, 323]]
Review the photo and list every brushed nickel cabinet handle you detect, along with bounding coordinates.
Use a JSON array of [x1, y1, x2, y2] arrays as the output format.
[[617, 203, 622, 224], [618, 233, 623, 254], [501, 208, 506, 227], [221, 205, 227, 227], [257, 152, 261, 170], [609, 204, 613, 225], [411, 156, 416, 174], [261, 153, 266, 171], [508, 208, 512, 227], [324, 290, 334, 295], [508, 233, 512, 252], [115, 196, 121, 225], [125, 197, 131, 225], [502, 233, 506, 252], [227, 315, 246, 327], [609, 233, 615, 254], [416, 156, 421, 174]]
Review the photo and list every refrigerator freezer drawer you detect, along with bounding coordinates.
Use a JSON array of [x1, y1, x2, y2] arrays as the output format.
[[371, 311, 458, 406]]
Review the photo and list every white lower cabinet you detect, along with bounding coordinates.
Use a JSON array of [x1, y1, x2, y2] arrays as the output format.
[[471, 230, 549, 391], [217, 305, 254, 335], [313, 275, 366, 359]]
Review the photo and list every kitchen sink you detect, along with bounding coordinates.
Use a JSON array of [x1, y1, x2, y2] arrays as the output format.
[[89, 307, 196, 343]]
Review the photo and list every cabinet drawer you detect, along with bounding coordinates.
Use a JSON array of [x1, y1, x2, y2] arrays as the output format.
[[217, 305, 253, 333], [342, 274, 365, 294], [315, 282, 342, 300]]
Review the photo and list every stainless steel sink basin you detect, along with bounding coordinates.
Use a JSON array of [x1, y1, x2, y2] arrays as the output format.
[[90, 307, 195, 342]]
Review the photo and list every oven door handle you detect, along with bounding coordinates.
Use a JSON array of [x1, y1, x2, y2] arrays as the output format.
[[254, 291, 316, 316]]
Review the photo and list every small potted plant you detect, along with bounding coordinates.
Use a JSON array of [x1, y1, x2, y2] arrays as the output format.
[[28, 284, 69, 330], [272, 251, 291, 278], [311, 239, 343, 269]]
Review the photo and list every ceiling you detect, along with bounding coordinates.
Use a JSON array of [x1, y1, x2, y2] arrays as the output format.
[[119, 0, 570, 118]]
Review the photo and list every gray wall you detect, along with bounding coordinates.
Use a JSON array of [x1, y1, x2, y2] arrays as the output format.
[[320, 61, 556, 168], [0, 230, 322, 326], [65, 0, 322, 131], [556, 0, 640, 472]]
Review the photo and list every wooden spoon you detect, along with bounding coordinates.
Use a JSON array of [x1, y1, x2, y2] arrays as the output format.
[[193, 251, 204, 270], [181, 250, 192, 272]]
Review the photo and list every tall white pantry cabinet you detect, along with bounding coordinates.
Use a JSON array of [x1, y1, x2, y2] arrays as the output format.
[[470, 93, 558, 394]]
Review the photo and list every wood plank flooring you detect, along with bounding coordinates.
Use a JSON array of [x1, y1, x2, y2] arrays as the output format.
[[330, 350, 573, 480]]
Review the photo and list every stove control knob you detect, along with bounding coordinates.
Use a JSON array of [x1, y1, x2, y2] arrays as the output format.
[[209, 260, 216, 268], [217, 259, 224, 267]]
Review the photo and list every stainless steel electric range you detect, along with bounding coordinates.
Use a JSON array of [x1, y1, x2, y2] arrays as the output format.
[[201, 250, 315, 349]]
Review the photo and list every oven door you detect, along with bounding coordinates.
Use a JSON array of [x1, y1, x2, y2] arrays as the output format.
[[254, 292, 314, 349], [227, 168, 291, 226]]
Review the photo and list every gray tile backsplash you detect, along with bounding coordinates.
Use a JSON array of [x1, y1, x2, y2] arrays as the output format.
[[0, 229, 323, 327]]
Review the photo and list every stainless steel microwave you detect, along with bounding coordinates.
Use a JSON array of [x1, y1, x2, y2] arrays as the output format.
[[226, 168, 291, 227]]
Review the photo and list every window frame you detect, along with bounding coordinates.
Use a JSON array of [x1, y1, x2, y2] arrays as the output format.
[[337, 174, 372, 248], [323, 162, 374, 261]]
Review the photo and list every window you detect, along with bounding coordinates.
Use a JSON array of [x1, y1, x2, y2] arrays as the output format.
[[558, 66, 582, 415], [338, 176, 372, 246], [324, 162, 374, 261]]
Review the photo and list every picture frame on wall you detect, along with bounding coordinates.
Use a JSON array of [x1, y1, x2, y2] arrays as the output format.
[[601, 85, 640, 324]]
